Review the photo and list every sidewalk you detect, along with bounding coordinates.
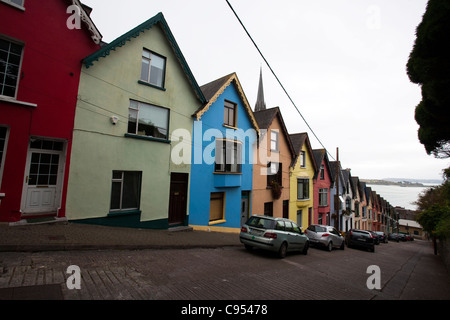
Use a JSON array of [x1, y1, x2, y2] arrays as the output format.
[[0, 220, 241, 252]]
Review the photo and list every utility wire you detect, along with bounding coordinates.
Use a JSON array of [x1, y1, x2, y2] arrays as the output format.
[[225, 0, 335, 161]]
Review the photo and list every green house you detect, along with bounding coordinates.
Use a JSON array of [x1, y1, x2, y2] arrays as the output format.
[[66, 12, 206, 229]]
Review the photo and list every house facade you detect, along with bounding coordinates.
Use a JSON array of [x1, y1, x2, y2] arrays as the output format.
[[312, 149, 333, 225], [65, 12, 206, 229], [252, 107, 295, 218], [189, 73, 259, 231], [0, 0, 101, 223], [289, 132, 317, 229]]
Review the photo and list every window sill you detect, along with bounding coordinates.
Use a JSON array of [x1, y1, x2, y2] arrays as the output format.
[[223, 124, 238, 130], [137, 80, 166, 91], [297, 198, 310, 202], [107, 209, 141, 217], [209, 219, 226, 226], [0, 96, 37, 108], [213, 172, 242, 175], [124, 133, 171, 144]]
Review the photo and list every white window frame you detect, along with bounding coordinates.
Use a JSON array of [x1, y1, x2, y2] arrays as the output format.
[[0, 37, 24, 99], [270, 130, 279, 152], [319, 188, 328, 207], [214, 139, 242, 173], [140, 48, 166, 88], [110, 171, 142, 212], [300, 151, 306, 168], [128, 100, 169, 140], [0, 126, 9, 186]]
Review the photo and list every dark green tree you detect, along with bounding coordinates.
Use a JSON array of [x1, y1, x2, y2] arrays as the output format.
[[407, 0, 450, 158]]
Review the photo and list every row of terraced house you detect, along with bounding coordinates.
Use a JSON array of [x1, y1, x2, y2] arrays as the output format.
[[0, 0, 399, 234]]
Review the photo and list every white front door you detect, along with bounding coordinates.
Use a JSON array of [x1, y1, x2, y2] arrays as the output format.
[[22, 139, 65, 216]]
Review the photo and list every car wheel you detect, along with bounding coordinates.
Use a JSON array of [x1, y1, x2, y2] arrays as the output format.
[[340, 241, 345, 250], [278, 242, 288, 259], [244, 244, 253, 251], [327, 241, 333, 252], [370, 246, 375, 253], [302, 241, 309, 255]]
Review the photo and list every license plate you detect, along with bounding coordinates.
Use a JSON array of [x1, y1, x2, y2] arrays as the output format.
[[250, 229, 263, 236]]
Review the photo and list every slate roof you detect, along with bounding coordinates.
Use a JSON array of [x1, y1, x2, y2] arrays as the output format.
[[312, 149, 334, 183], [193, 73, 259, 131], [289, 132, 317, 171], [82, 12, 206, 104]]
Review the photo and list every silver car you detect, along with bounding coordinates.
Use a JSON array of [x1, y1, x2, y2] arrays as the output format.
[[305, 224, 345, 251], [240, 215, 309, 258]]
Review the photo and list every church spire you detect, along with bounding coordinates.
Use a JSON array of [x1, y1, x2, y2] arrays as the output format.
[[254, 67, 266, 111]]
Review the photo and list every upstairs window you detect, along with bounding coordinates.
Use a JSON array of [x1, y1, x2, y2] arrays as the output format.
[[128, 100, 169, 140], [267, 162, 282, 187], [319, 188, 328, 207], [215, 139, 242, 173], [300, 151, 306, 167], [0, 38, 23, 98], [140, 49, 166, 88], [297, 178, 309, 200], [320, 164, 325, 180], [223, 101, 236, 127], [270, 130, 279, 152]]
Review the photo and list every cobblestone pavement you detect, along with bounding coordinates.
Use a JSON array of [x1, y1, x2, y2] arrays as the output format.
[[0, 239, 449, 301]]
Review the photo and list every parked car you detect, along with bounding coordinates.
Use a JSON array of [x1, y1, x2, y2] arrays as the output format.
[[397, 233, 408, 241], [345, 229, 375, 252], [374, 231, 388, 243], [240, 215, 309, 258], [399, 232, 414, 241], [388, 233, 400, 242], [369, 231, 380, 245], [304, 224, 345, 251]]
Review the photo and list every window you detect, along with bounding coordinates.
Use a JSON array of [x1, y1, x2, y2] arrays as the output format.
[[110, 171, 142, 212], [0, 38, 23, 98], [215, 139, 242, 173], [128, 100, 169, 140], [267, 162, 282, 187], [223, 101, 236, 127], [0, 126, 9, 183], [297, 178, 309, 200], [319, 188, 328, 206], [270, 130, 279, 152], [320, 164, 325, 180], [300, 151, 306, 167], [264, 202, 273, 217], [209, 192, 224, 222], [140, 49, 166, 88]]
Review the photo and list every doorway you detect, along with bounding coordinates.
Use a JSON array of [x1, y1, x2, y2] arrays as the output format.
[[168, 172, 188, 225], [241, 191, 250, 226], [21, 139, 65, 216]]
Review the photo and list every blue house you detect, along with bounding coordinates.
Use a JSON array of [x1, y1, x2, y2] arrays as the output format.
[[189, 73, 259, 232]]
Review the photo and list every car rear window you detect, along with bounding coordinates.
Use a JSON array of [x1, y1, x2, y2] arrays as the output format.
[[246, 217, 276, 229]]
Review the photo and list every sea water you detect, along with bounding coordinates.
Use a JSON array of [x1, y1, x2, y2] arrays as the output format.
[[367, 184, 434, 210]]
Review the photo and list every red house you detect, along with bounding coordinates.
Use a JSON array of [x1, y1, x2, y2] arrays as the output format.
[[312, 149, 334, 225], [0, 0, 101, 222]]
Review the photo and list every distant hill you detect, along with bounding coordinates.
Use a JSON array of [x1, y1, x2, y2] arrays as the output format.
[[361, 179, 426, 187]]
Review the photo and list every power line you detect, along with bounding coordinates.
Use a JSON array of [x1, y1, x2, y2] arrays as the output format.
[[224, 0, 335, 161]]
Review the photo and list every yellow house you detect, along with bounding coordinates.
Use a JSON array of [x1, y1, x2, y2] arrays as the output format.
[[289, 133, 317, 229]]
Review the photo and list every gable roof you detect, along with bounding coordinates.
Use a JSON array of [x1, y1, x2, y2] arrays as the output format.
[[82, 12, 206, 103], [194, 72, 259, 132], [289, 132, 317, 172], [312, 149, 334, 183], [253, 107, 295, 159]]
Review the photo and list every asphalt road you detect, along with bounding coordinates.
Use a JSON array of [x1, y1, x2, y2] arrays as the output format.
[[0, 239, 449, 303]]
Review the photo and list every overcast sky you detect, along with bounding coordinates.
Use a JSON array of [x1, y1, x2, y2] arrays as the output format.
[[82, 0, 448, 181]]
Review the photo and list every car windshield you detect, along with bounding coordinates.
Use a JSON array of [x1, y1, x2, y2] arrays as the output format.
[[246, 217, 276, 230]]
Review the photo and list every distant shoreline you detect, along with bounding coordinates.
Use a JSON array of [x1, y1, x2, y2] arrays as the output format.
[[361, 179, 426, 187]]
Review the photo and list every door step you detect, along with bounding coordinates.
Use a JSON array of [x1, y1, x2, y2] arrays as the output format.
[[168, 225, 193, 232], [10, 216, 68, 226]]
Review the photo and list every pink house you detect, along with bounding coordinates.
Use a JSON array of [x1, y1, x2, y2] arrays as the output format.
[[312, 149, 334, 225]]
